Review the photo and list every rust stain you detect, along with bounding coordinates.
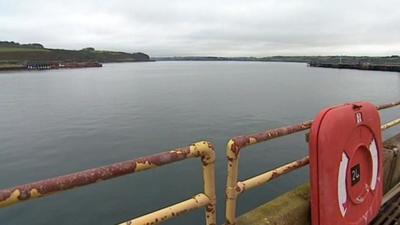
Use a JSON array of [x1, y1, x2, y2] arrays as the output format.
[[235, 185, 242, 193], [270, 170, 279, 179], [1, 142, 217, 225], [0, 146, 193, 207], [226, 217, 236, 225], [229, 120, 313, 157], [206, 204, 215, 213], [0, 189, 20, 208], [376, 101, 400, 110], [190, 141, 215, 166]]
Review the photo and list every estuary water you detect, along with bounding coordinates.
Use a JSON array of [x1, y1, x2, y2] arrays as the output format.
[[0, 61, 399, 225]]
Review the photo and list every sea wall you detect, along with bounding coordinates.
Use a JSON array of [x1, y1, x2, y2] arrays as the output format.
[[309, 62, 400, 72]]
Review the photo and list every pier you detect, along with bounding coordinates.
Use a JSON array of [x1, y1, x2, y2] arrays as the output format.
[[27, 62, 102, 70], [309, 62, 400, 72], [0, 62, 102, 71]]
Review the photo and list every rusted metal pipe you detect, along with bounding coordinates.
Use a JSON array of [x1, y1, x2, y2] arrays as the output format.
[[236, 156, 309, 194], [381, 118, 400, 131], [119, 193, 210, 225], [0, 100, 398, 224], [225, 121, 311, 225], [0, 141, 217, 225], [0, 146, 193, 208], [228, 120, 313, 158], [376, 101, 400, 110], [233, 117, 399, 196], [119, 141, 216, 225]]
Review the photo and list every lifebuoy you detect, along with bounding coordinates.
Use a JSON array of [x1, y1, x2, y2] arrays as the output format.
[[309, 102, 383, 225]]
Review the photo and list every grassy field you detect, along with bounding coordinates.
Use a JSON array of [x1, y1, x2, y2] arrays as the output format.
[[0, 47, 150, 62], [0, 41, 150, 63], [0, 47, 50, 52]]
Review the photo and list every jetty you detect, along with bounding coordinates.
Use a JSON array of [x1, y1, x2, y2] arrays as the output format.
[[0, 64, 25, 71], [0, 100, 399, 225], [26, 62, 102, 70], [0, 62, 102, 71], [309, 62, 400, 72]]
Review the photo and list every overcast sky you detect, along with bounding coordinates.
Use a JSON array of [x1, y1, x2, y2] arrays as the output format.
[[1, 0, 399, 57]]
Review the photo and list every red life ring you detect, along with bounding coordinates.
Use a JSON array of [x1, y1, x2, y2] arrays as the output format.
[[309, 102, 383, 225]]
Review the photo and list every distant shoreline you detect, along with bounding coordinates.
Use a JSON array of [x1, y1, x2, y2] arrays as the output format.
[[0, 62, 103, 71], [0, 41, 152, 71], [308, 62, 400, 72], [152, 56, 400, 72], [0, 60, 158, 72], [153, 55, 400, 65]]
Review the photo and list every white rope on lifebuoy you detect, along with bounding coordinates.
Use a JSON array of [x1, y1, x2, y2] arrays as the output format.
[[369, 139, 378, 191], [338, 152, 349, 217]]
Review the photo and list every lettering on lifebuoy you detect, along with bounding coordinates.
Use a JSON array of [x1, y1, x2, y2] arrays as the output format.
[[356, 112, 363, 124]]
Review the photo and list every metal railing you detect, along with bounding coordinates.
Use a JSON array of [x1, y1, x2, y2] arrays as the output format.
[[0, 100, 399, 225], [225, 101, 400, 225], [0, 141, 217, 225]]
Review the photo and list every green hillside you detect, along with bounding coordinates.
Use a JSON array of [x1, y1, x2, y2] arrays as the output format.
[[0, 41, 150, 63]]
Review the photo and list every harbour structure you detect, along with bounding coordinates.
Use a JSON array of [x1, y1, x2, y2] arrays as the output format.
[[0, 62, 102, 71], [309, 62, 400, 72], [26, 62, 102, 70]]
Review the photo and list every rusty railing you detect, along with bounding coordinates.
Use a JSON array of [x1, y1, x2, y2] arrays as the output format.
[[0, 100, 399, 225], [225, 101, 400, 225], [0, 141, 216, 225]]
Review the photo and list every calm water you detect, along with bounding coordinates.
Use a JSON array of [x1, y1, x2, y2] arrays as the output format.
[[0, 61, 399, 225]]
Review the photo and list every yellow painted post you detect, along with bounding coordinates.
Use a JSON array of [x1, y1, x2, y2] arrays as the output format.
[[190, 141, 217, 225], [203, 161, 216, 225], [115, 141, 217, 225], [224, 121, 313, 225], [225, 139, 239, 225]]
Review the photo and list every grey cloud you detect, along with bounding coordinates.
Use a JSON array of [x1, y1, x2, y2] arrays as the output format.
[[0, 0, 399, 56]]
